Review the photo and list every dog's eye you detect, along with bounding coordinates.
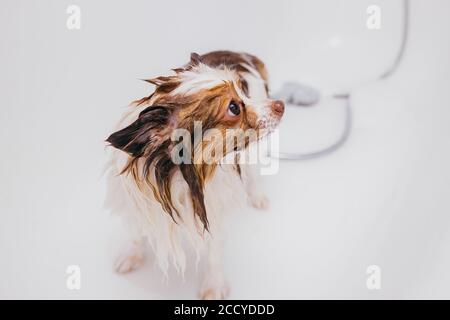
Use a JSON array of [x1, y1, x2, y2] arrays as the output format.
[[227, 102, 241, 116]]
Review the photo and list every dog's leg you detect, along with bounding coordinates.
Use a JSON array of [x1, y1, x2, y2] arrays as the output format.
[[199, 236, 229, 300], [242, 165, 269, 210], [114, 237, 146, 274]]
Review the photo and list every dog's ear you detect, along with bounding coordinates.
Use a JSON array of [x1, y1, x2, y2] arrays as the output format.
[[106, 105, 173, 157], [106, 105, 182, 222], [179, 164, 209, 231], [190, 52, 203, 66], [106, 105, 210, 231]]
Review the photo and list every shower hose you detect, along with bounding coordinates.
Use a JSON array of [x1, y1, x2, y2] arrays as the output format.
[[271, 0, 410, 160]]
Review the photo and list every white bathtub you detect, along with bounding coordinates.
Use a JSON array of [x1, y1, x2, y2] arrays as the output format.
[[0, 0, 449, 299]]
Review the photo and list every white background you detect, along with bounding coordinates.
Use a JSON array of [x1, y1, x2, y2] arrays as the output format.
[[1, 0, 450, 299]]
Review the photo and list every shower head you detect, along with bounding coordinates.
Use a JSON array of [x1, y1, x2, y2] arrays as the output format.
[[272, 81, 321, 106]]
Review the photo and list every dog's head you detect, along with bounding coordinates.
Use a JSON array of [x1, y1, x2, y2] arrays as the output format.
[[106, 52, 284, 231]]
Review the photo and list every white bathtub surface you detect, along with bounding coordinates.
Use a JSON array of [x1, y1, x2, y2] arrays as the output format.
[[0, 0, 449, 299]]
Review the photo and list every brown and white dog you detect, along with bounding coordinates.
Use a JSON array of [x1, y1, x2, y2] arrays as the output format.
[[105, 51, 284, 299]]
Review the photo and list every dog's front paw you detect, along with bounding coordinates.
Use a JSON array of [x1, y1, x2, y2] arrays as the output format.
[[248, 193, 270, 210], [199, 284, 230, 300], [114, 245, 144, 274]]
